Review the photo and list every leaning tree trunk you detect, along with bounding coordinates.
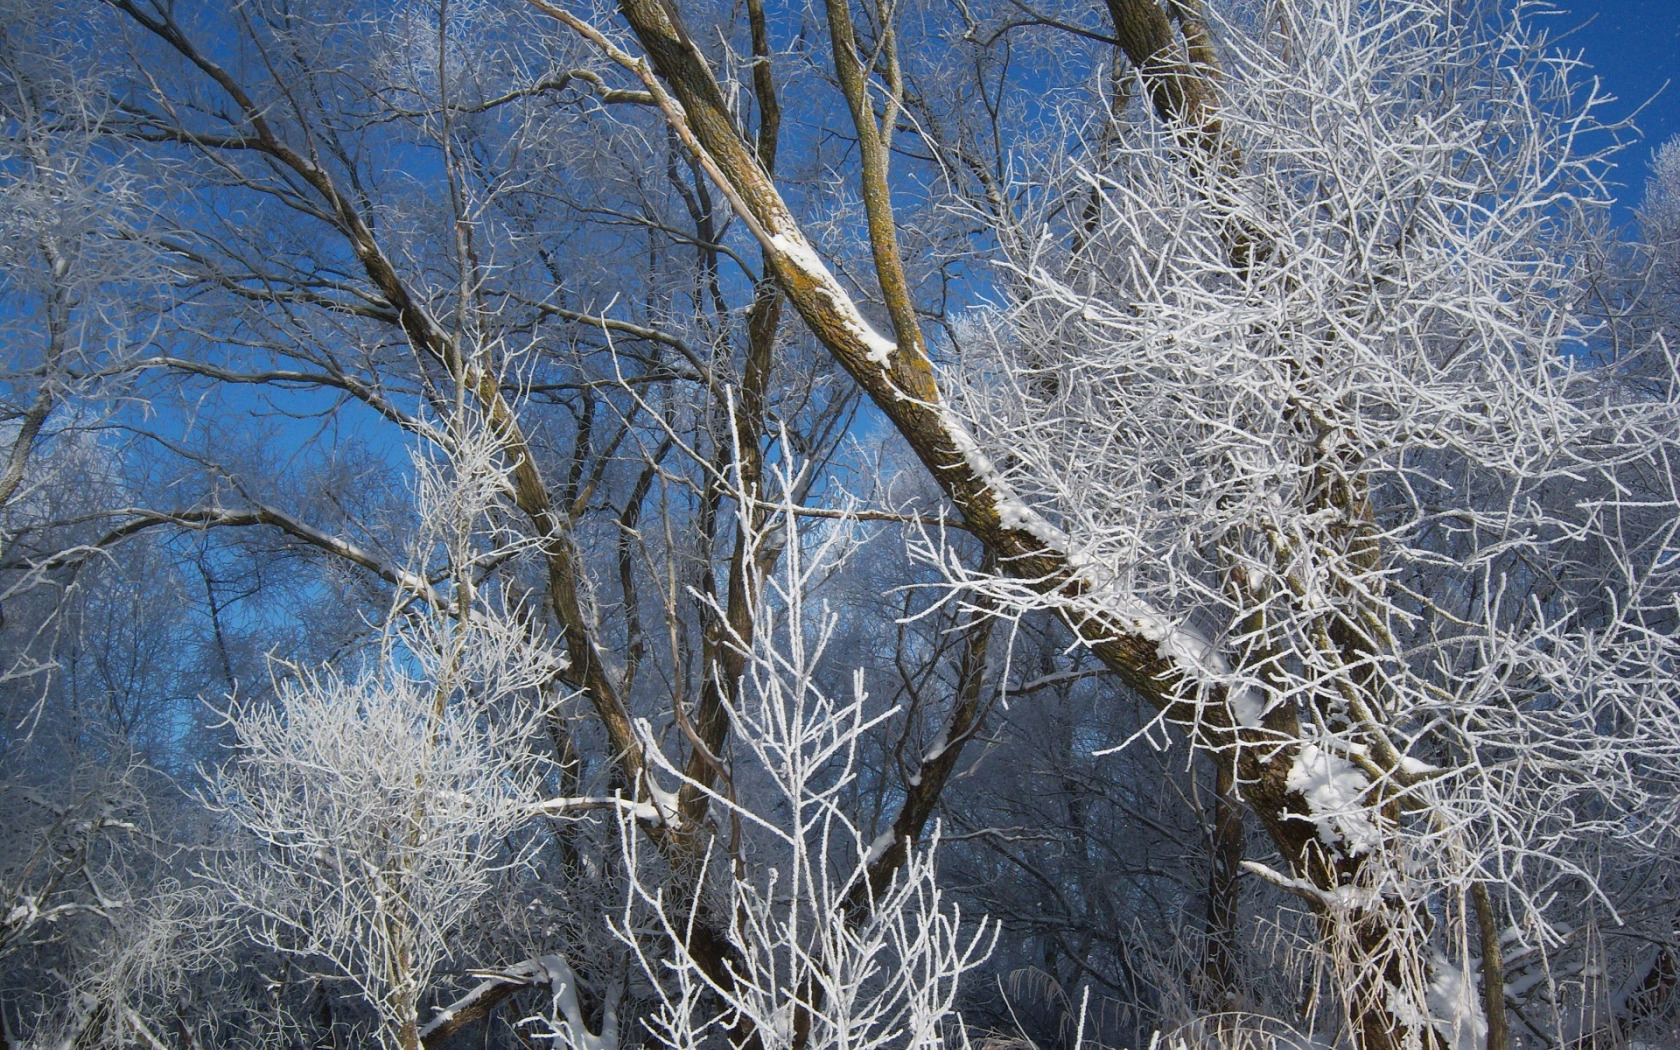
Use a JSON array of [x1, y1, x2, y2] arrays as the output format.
[[528, 1, 1453, 1047]]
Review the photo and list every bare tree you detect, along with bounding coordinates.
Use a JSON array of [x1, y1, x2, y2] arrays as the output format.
[[608, 467, 992, 1050]]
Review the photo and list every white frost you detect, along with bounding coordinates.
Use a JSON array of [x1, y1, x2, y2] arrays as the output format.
[[4, 899, 37, 928], [921, 725, 952, 766], [1094, 584, 1248, 690], [1426, 953, 1488, 1050], [1286, 743, 1384, 856], [863, 829, 898, 866], [933, 403, 1072, 551], [644, 779, 682, 827], [1155, 619, 1227, 676], [629, 718, 687, 827], [768, 233, 898, 364], [937, 323, 1261, 709], [1229, 687, 1267, 729], [532, 954, 618, 1050]]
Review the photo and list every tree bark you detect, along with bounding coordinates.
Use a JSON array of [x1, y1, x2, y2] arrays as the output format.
[[1473, 882, 1510, 1050], [1201, 757, 1244, 1014]]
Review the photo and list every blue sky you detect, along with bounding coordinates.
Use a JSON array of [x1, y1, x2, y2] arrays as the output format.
[[1559, 0, 1680, 218]]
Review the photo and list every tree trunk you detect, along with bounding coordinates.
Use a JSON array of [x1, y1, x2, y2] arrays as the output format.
[[1201, 758, 1244, 1015]]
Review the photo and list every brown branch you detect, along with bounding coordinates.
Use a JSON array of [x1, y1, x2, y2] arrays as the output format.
[[549, 0, 1207, 739], [0, 390, 54, 512], [1202, 756, 1245, 1012], [1472, 881, 1510, 1050], [822, 0, 923, 360], [418, 959, 548, 1047], [135, 357, 417, 429], [465, 69, 655, 111], [29, 505, 443, 608], [853, 592, 994, 910], [1098, 0, 1220, 134]]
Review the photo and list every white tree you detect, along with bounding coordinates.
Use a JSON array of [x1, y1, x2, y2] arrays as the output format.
[[938, 1, 1680, 1044], [207, 410, 567, 1050], [605, 464, 992, 1050], [1636, 136, 1680, 352]]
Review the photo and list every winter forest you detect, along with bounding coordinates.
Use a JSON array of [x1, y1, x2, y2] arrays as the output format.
[[6, 0, 1680, 1047]]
